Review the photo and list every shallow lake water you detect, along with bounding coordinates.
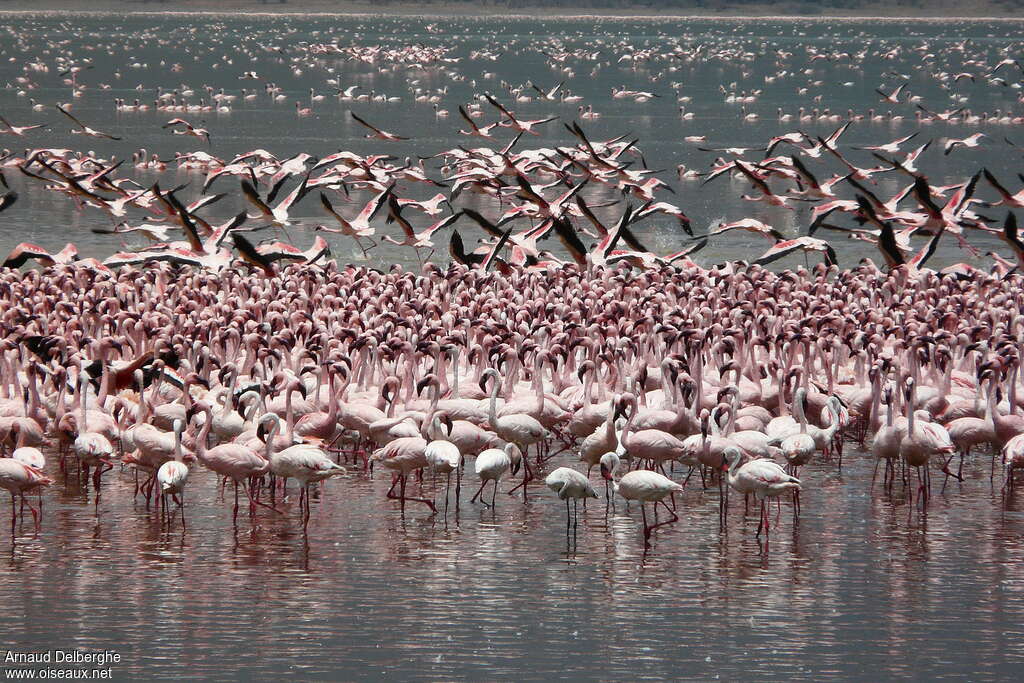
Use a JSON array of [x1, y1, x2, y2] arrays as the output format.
[[0, 12, 1023, 681]]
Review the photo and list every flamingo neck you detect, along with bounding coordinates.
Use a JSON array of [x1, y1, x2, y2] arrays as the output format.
[[488, 377, 500, 428], [264, 420, 280, 461], [1011, 365, 1020, 416], [285, 387, 296, 443], [796, 393, 807, 434], [450, 349, 461, 400], [194, 409, 212, 460]]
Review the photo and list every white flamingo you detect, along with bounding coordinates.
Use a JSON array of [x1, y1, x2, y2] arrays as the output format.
[[545, 466, 597, 531], [600, 451, 683, 543]]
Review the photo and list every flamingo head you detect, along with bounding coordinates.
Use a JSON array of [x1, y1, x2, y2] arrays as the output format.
[[185, 400, 213, 425], [599, 452, 619, 480], [507, 443, 523, 475], [699, 409, 711, 437], [256, 414, 281, 444], [722, 446, 743, 472], [613, 393, 636, 423], [416, 374, 439, 396]]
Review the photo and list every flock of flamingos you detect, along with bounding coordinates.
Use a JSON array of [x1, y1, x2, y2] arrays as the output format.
[[1, 19, 1024, 545]]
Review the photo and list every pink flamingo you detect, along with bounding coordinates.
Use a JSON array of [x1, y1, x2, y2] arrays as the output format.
[[0, 458, 52, 532], [724, 446, 801, 537]]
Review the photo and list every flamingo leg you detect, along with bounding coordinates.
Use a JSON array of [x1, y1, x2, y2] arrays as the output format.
[[242, 477, 282, 515], [455, 466, 461, 512], [470, 479, 488, 505], [755, 500, 767, 537], [646, 500, 680, 539], [392, 473, 435, 513]]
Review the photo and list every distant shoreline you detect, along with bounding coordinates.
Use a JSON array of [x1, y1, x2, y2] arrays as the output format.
[[0, 0, 1021, 19]]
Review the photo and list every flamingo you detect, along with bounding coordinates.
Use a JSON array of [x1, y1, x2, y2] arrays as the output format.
[[545, 466, 597, 532], [471, 443, 521, 508], [423, 411, 463, 513], [188, 404, 272, 524], [0, 458, 52, 532], [480, 368, 545, 499], [261, 416, 346, 529], [1002, 433, 1024, 491], [870, 386, 902, 488], [71, 371, 115, 488], [57, 104, 120, 139], [369, 436, 434, 514], [900, 378, 956, 504], [351, 112, 408, 140], [156, 419, 190, 526], [600, 451, 683, 543], [723, 446, 801, 537]]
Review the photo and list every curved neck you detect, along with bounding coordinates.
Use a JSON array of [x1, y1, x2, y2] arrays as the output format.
[[195, 410, 212, 459], [620, 403, 637, 447], [709, 409, 723, 437], [727, 454, 742, 477], [265, 420, 280, 461]]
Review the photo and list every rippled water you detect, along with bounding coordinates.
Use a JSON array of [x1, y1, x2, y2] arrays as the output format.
[[2, 12, 1024, 680], [3, 448, 1024, 679]]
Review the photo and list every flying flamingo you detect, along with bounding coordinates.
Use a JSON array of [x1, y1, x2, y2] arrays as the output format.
[[57, 104, 121, 139], [351, 112, 409, 141], [0, 115, 47, 136], [318, 186, 392, 258]]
